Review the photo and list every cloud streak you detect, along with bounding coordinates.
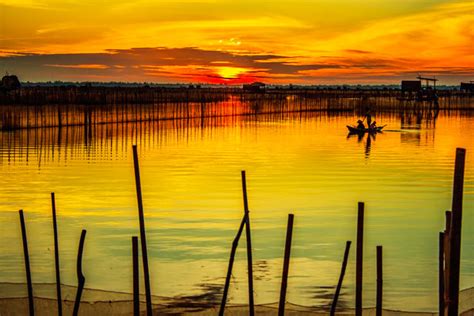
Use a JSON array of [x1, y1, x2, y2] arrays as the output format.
[[1, 46, 472, 84], [0, 47, 343, 83]]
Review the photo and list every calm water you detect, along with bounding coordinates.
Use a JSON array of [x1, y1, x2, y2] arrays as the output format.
[[0, 110, 473, 312]]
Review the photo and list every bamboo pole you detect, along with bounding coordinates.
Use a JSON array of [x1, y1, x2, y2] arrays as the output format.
[[376, 245, 383, 316], [355, 202, 364, 316], [132, 236, 140, 316], [72, 229, 86, 316], [51, 193, 62, 316], [241, 170, 255, 315], [132, 145, 153, 316], [448, 148, 466, 315], [330, 241, 351, 315], [278, 213, 294, 316], [19, 210, 35, 316], [443, 210, 451, 315], [219, 215, 247, 316], [439, 232, 445, 315]]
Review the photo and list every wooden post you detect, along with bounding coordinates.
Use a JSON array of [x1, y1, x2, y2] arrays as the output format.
[[51, 193, 62, 316], [443, 210, 451, 315], [19, 210, 35, 316], [448, 148, 466, 315], [376, 245, 383, 316], [445, 210, 452, 235], [72, 229, 86, 316], [219, 215, 247, 316], [278, 213, 294, 316], [132, 145, 153, 316], [439, 232, 445, 316], [241, 170, 255, 316], [355, 202, 364, 316], [132, 236, 140, 316], [330, 241, 351, 315]]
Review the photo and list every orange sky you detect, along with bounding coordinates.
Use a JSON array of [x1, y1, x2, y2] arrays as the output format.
[[0, 0, 472, 84]]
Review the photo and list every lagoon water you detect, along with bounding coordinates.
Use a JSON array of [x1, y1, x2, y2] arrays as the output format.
[[0, 109, 473, 312]]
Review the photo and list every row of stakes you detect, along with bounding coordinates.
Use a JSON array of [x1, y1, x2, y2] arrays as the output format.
[[16, 146, 466, 316]]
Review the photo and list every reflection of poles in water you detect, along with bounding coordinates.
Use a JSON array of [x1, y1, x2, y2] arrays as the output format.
[[416, 111, 423, 125], [427, 108, 440, 128], [399, 109, 440, 130]]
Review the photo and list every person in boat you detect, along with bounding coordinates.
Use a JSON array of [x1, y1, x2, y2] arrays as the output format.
[[370, 121, 377, 130], [357, 119, 365, 129], [365, 108, 372, 129]]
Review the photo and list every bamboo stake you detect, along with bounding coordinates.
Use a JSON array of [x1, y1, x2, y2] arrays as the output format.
[[330, 241, 351, 315], [19, 210, 34, 316], [241, 170, 255, 315], [219, 215, 247, 316], [278, 213, 294, 316], [376, 245, 383, 316], [355, 202, 364, 316], [448, 148, 466, 315], [443, 210, 451, 315], [51, 193, 62, 316], [132, 236, 140, 316], [72, 229, 86, 316], [132, 145, 153, 316], [439, 232, 445, 316]]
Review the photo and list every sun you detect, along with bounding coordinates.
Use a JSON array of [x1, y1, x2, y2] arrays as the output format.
[[216, 66, 248, 79]]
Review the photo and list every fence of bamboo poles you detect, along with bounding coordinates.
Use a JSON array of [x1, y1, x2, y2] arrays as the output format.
[[11, 146, 467, 315], [0, 87, 472, 131]]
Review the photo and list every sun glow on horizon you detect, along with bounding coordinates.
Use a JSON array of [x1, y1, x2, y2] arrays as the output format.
[[216, 66, 249, 79]]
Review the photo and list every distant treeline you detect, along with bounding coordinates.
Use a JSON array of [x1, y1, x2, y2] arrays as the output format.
[[18, 81, 464, 90]]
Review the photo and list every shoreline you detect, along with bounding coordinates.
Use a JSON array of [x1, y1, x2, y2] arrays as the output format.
[[1, 283, 473, 315]]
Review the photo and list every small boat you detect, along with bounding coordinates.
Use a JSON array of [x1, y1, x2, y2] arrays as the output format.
[[347, 125, 385, 134]]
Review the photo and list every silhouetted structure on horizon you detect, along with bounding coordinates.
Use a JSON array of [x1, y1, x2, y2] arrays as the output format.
[[243, 82, 265, 92], [401, 80, 422, 92], [400, 76, 440, 105], [460, 82, 474, 93], [1, 74, 21, 91]]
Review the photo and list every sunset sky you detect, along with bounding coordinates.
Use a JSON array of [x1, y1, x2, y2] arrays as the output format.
[[0, 0, 472, 84]]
